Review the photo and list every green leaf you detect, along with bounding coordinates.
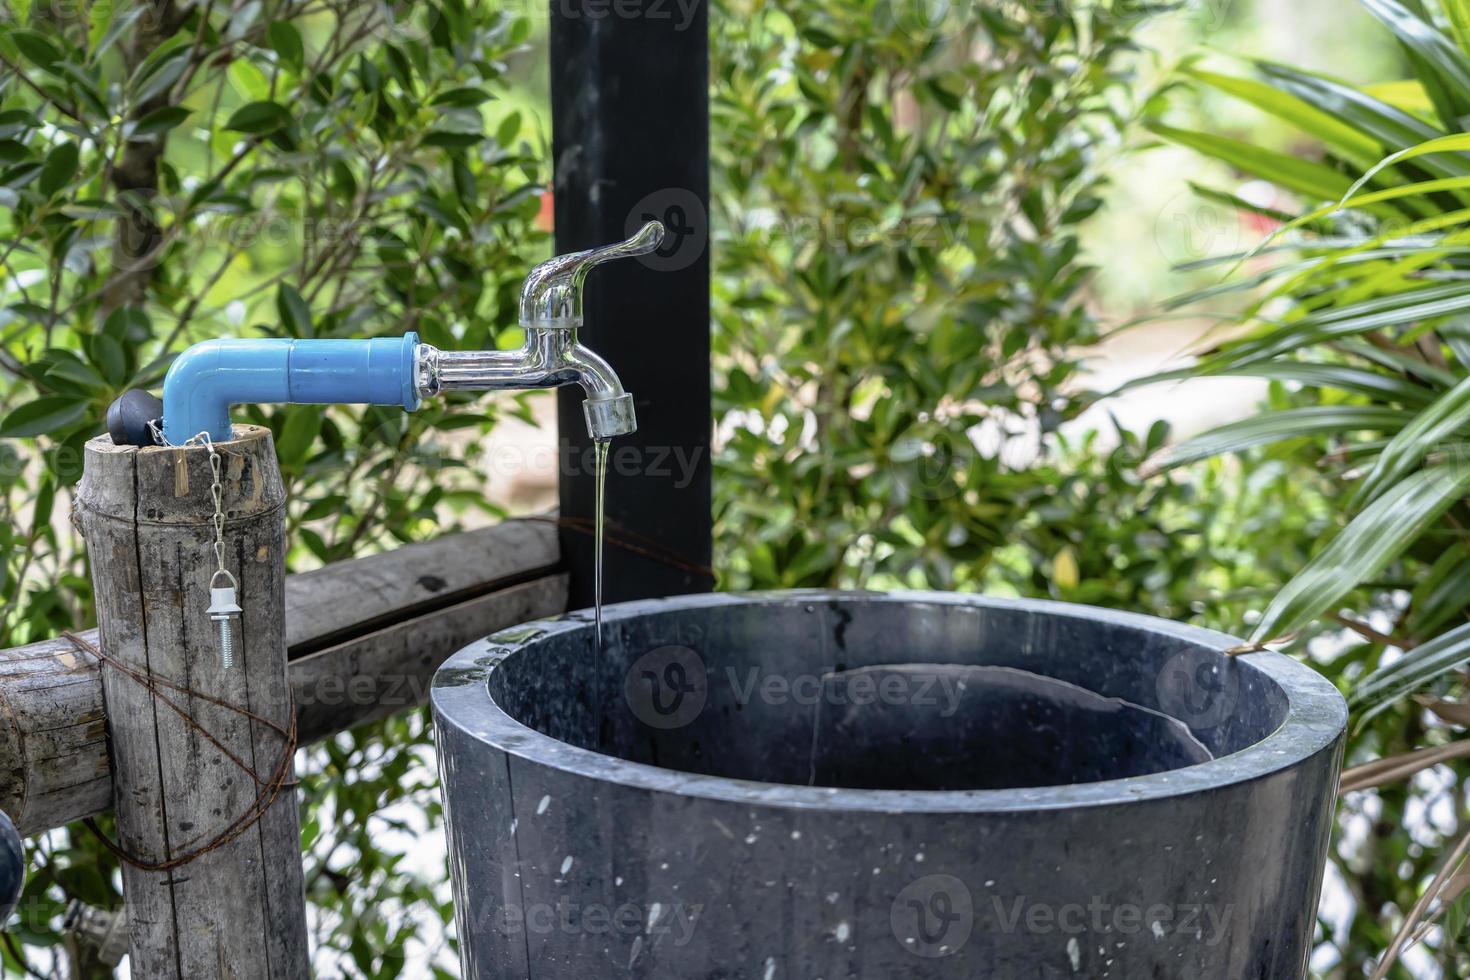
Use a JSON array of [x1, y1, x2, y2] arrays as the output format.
[[430, 86, 494, 108], [91, 6, 145, 62], [1351, 621, 1470, 719], [0, 397, 89, 438], [1252, 465, 1470, 642], [495, 111, 522, 148], [9, 29, 61, 71], [87, 0, 112, 51], [1446, 0, 1470, 56], [1255, 62, 1463, 175], [225, 100, 292, 135], [1148, 124, 1357, 203], [129, 43, 191, 104], [423, 131, 483, 148], [0, 139, 30, 165], [1185, 68, 1382, 165], [1352, 373, 1470, 506], [1339, 132, 1470, 207], [267, 22, 304, 71], [132, 106, 193, 137], [38, 141, 78, 199], [1360, 0, 1470, 125], [275, 407, 322, 467], [1146, 406, 1412, 472], [43, 351, 106, 392], [277, 284, 312, 337]]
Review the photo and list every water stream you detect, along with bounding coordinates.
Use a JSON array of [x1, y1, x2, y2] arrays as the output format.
[[593, 438, 609, 652]]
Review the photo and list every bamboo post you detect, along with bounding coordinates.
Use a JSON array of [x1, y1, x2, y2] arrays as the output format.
[[75, 425, 308, 979]]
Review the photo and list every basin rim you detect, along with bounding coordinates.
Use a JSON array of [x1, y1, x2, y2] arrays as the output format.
[[430, 589, 1347, 814]]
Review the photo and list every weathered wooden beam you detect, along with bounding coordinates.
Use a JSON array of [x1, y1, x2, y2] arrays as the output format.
[[0, 504, 565, 838], [291, 574, 566, 744], [77, 424, 309, 978]]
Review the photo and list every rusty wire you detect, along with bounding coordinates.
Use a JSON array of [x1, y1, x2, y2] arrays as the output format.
[[62, 631, 297, 874]]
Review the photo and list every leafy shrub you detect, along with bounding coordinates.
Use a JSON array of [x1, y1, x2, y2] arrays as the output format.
[[0, 1, 547, 649], [709, 0, 1177, 591], [0, 1, 546, 974]]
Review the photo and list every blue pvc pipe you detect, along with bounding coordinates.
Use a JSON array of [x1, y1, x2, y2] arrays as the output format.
[[162, 334, 420, 443]]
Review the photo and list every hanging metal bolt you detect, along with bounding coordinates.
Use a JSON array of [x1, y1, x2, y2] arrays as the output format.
[[207, 569, 242, 670], [199, 433, 241, 670]]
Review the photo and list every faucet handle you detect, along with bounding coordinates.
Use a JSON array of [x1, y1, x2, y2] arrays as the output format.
[[519, 221, 665, 327]]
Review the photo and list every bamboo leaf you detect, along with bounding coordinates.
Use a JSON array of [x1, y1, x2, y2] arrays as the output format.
[[1185, 68, 1382, 164], [1256, 62, 1459, 172], [1229, 174, 1470, 268], [1408, 544, 1470, 635], [1447, 0, 1470, 56], [1253, 466, 1470, 642], [1200, 281, 1470, 374], [1352, 620, 1470, 715], [1362, 79, 1437, 118], [1149, 123, 1357, 202], [1361, 0, 1470, 125], [1214, 361, 1438, 406], [1352, 374, 1470, 506], [1340, 133, 1470, 208], [1145, 406, 1412, 473]]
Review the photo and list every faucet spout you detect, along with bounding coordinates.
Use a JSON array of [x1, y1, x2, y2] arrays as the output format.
[[414, 331, 636, 440], [563, 343, 636, 440], [413, 221, 663, 441]]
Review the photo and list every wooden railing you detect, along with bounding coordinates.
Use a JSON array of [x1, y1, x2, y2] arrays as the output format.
[[0, 518, 567, 837]]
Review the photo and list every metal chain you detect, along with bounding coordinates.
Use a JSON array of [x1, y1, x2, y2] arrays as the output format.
[[147, 423, 228, 573], [205, 435, 230, 580], [147, 420, 240, 668]]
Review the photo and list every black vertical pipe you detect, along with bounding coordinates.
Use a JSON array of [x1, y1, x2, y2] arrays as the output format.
[[550, 0, 713, 605]]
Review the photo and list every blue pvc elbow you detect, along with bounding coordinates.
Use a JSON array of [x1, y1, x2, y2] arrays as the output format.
[[162, 334, 421, 444]]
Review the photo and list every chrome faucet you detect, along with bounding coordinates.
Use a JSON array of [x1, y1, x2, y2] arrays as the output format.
[[108, 222, 666, 447], [413, 221, 663, 441]]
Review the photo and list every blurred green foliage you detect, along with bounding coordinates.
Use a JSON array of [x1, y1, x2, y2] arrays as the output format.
[[1155, 0, 1470, 973], [707, 0, 1282, 606]]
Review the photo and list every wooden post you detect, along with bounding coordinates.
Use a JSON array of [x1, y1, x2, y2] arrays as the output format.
[[75, 425, 308, 979], [551, 0, 714, 605]]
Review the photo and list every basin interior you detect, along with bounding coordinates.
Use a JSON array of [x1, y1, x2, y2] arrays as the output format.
[[486, 597, 1290, 792]]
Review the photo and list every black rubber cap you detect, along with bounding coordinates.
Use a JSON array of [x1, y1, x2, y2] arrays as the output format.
[[106, 389, 164, 447]]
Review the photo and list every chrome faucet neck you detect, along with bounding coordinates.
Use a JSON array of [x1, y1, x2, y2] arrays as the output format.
[[518, 221, 664, 327], [411, 224, 659, 440]]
